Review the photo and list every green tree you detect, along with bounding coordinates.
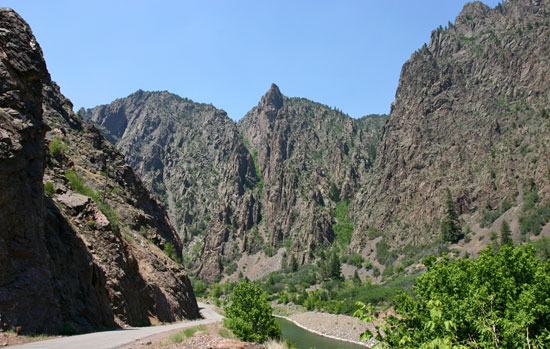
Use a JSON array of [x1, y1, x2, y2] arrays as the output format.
[[500, 220, 512, 246], [440, 188, 462, 243], [329, 251, 342, 280], [224, 280, 281, 343], [357, 245, 550, 347], [290, 255, 298, 272], [328, 181, 340, 202]]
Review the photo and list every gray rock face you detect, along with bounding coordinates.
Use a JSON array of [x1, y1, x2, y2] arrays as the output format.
[[84, 84, 387, 281], [238, 84, 385, 264], [57, 192, 90, 211], [352, 0, 550, 248], [0, 8, 199, 334]]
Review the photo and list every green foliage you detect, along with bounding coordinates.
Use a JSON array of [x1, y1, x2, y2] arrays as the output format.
[[49, 136, 67, 157], [500, 220, 512, 246], [520, 205, 550, 236], [65, 170, 120, 233], [331, 199, 353, 246], [44, 182, 55, 196], [376, 239, 398, 266], [290, 255, 298, 272], [367, 245, 550, 347], [224, 280, 281, 343], [480, 200, 513, 228], [163, 242, 181, 264], [440, 189, 462, 243], [328, 181, 340, 202], [167, 325, 208, 344], [344, 253, 364, 268], [329, 251, 342, 280]]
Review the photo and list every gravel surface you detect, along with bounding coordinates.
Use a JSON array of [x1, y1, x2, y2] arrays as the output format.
[[287, 311, 377, 347]]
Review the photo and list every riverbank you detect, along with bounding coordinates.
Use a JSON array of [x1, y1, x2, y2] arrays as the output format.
[[274, 312, 378, 348]]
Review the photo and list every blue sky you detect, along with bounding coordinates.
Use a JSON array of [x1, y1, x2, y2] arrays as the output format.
[[5, 1, 500, 120]]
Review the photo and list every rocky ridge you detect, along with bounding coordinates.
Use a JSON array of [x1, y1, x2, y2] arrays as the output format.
[[352, 0, 550, 254], [85, 0, 550, 280], [0, 8, 199, 334], [84, 85, 386, 281]]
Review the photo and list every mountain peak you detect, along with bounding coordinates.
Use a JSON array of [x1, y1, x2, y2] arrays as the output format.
[[259, 83, 283, 110]]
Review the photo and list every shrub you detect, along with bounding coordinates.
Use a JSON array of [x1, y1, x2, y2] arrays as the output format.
[[361, 245, 550, 347], [224, 280, 281, 343], [164, 242, 181, 264], [49, 136, 66, 157], [44, 182, 55, 196]]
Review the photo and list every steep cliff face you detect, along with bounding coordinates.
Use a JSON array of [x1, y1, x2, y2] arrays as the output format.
[[0, 8, 58, 334], [352, 0, 550, 249], [239, 85, 385, 264], [0, 8, 198, 334], [83, 91, 260, 280], [84, 86, 387, 281]]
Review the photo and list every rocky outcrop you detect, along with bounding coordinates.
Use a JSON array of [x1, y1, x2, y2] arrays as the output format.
[[0, 8, 58, 334], [85, 84, 386, 281], [0, 8, 199, 334], [83, 91, 260, 281], [352, 0, 550, 249], [238, 84, 385, 264]]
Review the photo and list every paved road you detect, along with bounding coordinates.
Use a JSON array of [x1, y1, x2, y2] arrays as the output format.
[[11, 302, 223, 349]]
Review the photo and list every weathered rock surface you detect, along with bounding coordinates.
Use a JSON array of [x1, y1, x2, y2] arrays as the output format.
[[0, 7, 59, 334], [352, 0, 550, 250], [84, 85, 386, 281], [0, 8, 199, 334], [238, 84, 385, 265]]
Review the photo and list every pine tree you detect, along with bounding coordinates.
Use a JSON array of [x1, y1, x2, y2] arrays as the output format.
[[290, 255, 298, 272], [441, 188, 462, 243], [500, 220, 512, 246], [329, 252, 342, 280]]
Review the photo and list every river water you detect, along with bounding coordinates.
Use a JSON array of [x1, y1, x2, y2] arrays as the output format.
[[276, 317, 367, 349]]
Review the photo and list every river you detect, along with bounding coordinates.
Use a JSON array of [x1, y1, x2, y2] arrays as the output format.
[[276, 317, 367, 349]]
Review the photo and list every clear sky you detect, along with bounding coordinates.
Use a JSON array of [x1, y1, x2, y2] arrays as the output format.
[[4, 1, 500, 120]]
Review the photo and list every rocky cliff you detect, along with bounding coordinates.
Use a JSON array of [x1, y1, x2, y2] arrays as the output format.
[[84, 85, 386, 281], [0, 8, 199, 334], [352, 0, 550, 251], [238, 85, 385, 264], [83, 0, 550, 280]]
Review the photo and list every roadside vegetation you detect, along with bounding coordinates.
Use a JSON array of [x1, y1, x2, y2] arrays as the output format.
[[355, 243, 550, 347]]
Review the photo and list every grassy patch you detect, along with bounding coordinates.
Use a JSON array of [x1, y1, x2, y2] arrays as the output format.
[[65, 170, 119, 232], [44, 182, 55, 196], [167, 325, 208, 344]]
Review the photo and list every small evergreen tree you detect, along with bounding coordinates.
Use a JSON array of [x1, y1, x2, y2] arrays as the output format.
[[328, 181, 340, 202], [500, 220, 512, 246], [290, 255, 298, 272], [440, 188, 462, 243], [329, 251, 342, 280]]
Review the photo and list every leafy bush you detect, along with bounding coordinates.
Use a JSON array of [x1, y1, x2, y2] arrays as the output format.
[[49, 136, 66, 157], [224, 280, 281, 343], [376, 240, 397, 266], [347, 253, 364, 268], [480, 200, 513, 228], [363, 245, 550, 347]]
